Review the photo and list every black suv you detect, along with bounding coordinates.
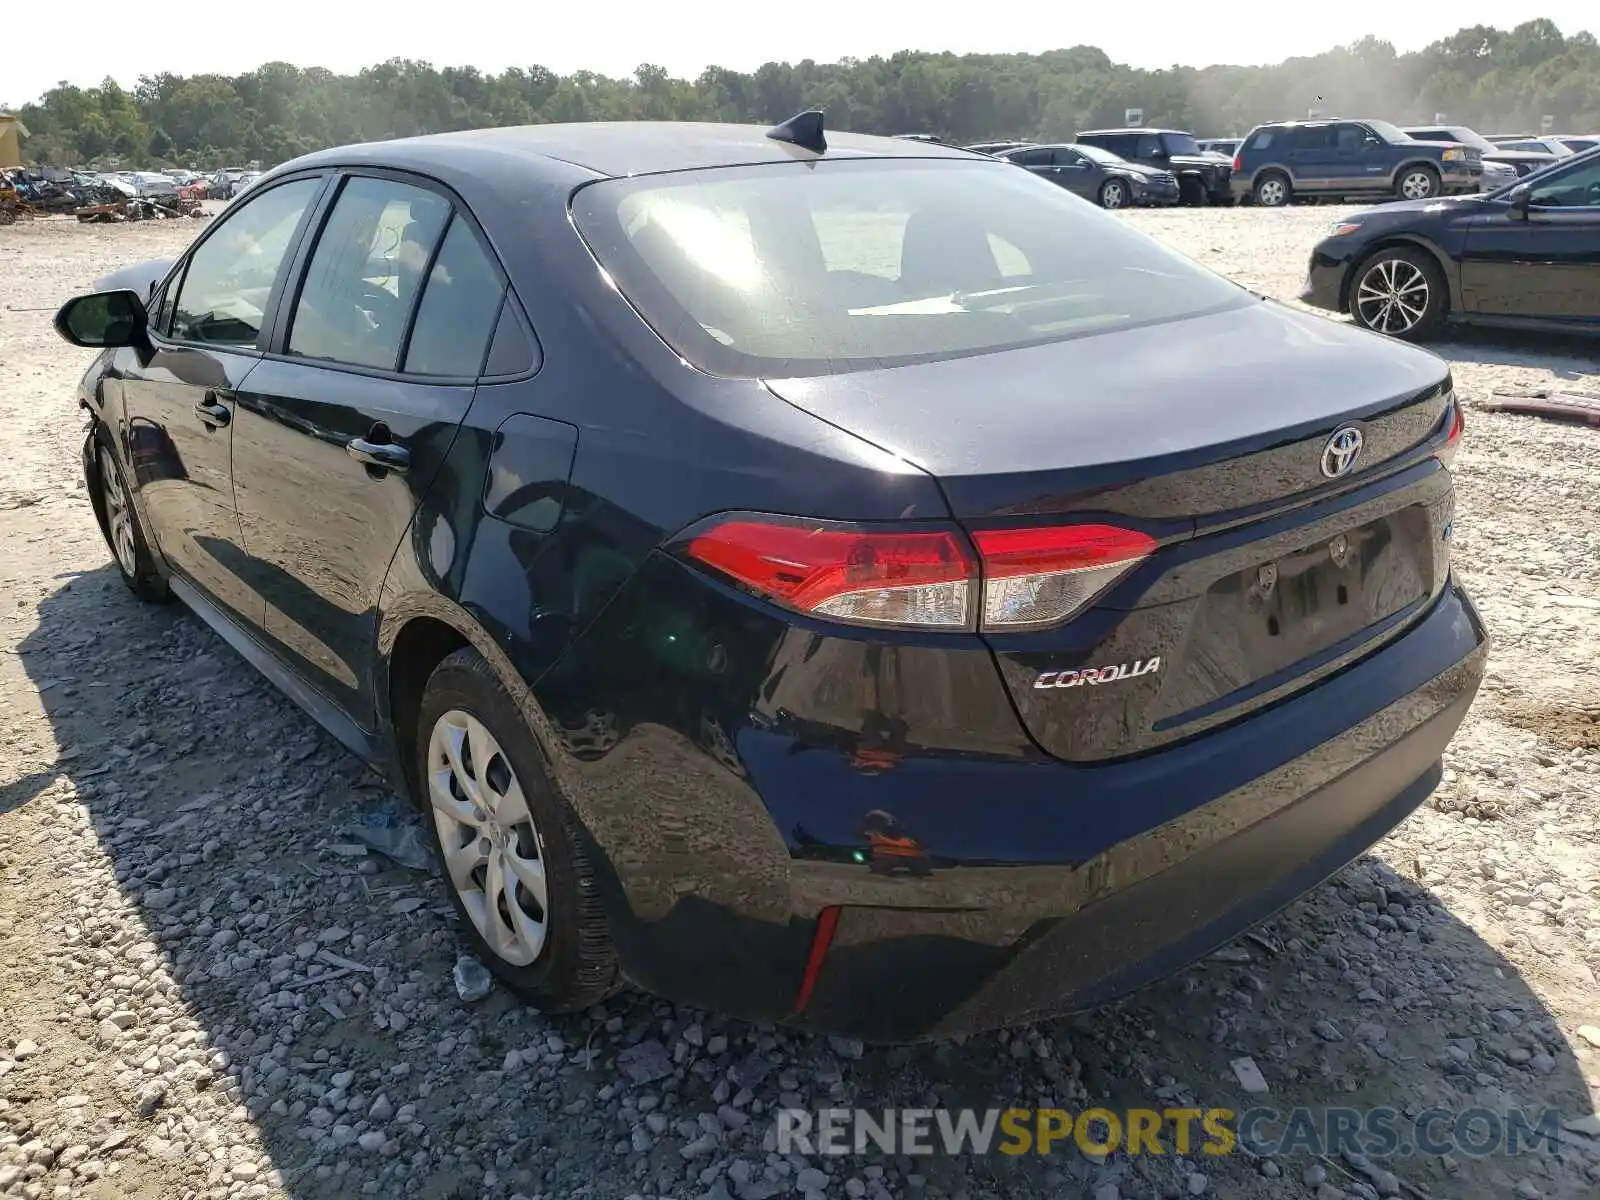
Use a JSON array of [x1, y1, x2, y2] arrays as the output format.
[[1231, 119, 1483, 206], [1075, 128, 1232, 205]]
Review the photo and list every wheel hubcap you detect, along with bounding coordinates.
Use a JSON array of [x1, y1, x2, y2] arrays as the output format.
[[1402, 172, 1434, 200], [1355, 259, 1430, 335], [99, 447, 137, 576], [1260, 180, 1285, 205], [1104, 183, 1124, 208], [428, 709, 549, 966]]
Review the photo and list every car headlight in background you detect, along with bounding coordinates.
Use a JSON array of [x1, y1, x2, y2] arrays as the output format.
[[1441, 149, 1467, 162]]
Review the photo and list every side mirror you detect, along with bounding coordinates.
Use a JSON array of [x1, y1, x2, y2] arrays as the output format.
[[53, 289, 148, 349], [1508, 184, 1532, 219]]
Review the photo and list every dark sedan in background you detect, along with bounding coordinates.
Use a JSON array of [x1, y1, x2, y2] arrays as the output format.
[[1303, 146, 1600, 339], [54, 113, 1483, 1040], [998, 142, 1180, 207]]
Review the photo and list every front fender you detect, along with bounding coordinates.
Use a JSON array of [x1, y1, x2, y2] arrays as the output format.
[[1340, 233, 1464, 314]]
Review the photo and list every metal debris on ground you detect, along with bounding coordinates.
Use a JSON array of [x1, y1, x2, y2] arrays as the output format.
[[1480, 389, 1600, 427]]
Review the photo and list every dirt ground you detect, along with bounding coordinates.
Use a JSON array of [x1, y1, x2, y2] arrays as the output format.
[[1, 204, 1598, 1200]]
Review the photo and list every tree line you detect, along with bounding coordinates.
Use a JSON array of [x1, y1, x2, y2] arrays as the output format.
[[6, 19, 1597, 170]]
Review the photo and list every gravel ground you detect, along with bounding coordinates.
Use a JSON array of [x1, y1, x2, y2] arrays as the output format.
[[1, 203, 1599, 1200]]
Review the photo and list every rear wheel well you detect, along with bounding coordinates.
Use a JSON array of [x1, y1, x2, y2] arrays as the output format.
[[387, 617, 470, 804]]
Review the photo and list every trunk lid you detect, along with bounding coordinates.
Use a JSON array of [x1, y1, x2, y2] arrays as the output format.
[[764, 301, 1458, 761]]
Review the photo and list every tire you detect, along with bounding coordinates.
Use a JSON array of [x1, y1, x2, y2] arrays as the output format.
[[1178, 176, 1205, 206], [1253, 171, 1291, 207], [1347, 246, 1447, 341], [1098, 178, 1129, 210], [415, 647, 619, 1012], [1396, 165, 1439, 202], [89, 427, 170, 602]]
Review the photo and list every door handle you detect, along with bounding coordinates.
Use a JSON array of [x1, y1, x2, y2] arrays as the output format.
[[195, 393, 230, 428], [347, 432, 411, 475]]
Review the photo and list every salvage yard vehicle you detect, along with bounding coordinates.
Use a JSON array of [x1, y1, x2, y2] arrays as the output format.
[[1402, 125, 1558, 177], [1074, 127, 1232, 204], [1232, 119, 1484, 206], [1302, 145, 1600, 340], [998, 142, 1180, 207], [54, 114, 1485, 1041]]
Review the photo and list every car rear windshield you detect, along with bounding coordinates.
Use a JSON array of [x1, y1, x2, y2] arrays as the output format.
[[569, 158, 1247, 378]]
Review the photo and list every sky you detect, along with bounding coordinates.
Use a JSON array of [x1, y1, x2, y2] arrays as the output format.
[[5, 3, 1593, 108]]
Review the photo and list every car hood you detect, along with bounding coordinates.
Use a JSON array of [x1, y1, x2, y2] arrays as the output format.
[[93, 257, 177, 300], [1345, 194, 1486, 222], [762, 298, 1446, 517], [1164, 154, 1225, 170], [1482, 149, 1555, 163]]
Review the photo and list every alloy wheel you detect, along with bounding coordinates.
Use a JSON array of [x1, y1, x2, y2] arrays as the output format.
[[1256, 178, 1287, 206], [99, 446, 138, 577], [1400, 170, 1436, 200], [1102, 180, 1126, 209], [1354, 258, 1430, 335], [427, 708, 549, 966]]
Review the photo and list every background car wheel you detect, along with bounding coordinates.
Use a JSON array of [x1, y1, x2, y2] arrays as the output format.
[[1348, 247, 1446, 341], [1178, 176, 1205, 206], [1099, 178, 1128, 209], [415, 646, 619, 1012], [1253, 172, 1291, 207], [89, 428, 170, 603], [1396, 166, 1439, 202]]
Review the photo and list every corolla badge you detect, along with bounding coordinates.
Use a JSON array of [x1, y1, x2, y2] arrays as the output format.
[[1034, 657, 1161, 689], [1320, 425, 1364, 479]]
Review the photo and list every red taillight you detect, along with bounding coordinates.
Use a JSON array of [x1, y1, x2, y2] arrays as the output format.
[[683, 514, 1156, 632], [972, 524, 1157, 629], [1232, 153, 1242, 173], [685, 517, 976, 628], [1437, 393, 1465, 468]]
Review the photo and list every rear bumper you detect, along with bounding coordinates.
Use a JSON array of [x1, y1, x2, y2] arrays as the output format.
[[591, 579, 1487, 1040]]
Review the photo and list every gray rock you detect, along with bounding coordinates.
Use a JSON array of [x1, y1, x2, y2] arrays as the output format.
[[358, 1131, 387, 1153], [795, 1166, 831, 1192], [827, 1036, 864, 1060], [135, 1082, 166, 1116], [619, 1039, 675, 1084]]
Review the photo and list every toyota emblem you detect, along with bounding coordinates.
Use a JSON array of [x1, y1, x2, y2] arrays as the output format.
[[1320, 426, 1364, 479]]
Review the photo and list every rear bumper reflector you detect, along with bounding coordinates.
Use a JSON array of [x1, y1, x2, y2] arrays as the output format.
[[792, 906, 842, 1013]]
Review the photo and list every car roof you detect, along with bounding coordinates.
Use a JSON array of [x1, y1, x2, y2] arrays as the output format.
[[1078, 128, 1188, 136], [282, 121, 980, 184]]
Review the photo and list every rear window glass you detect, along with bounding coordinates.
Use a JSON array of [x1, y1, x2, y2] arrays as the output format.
[[570, 159, 1246, 379], [1247, 130, 1275, 150]]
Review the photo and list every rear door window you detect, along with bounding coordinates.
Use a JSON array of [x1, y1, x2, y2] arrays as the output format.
[[287, 176, 450, 371], [1247, 129, 1276, 151]]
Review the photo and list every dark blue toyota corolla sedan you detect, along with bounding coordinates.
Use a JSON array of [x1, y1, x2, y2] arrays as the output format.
[[54, 115, 1486, 1040]]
